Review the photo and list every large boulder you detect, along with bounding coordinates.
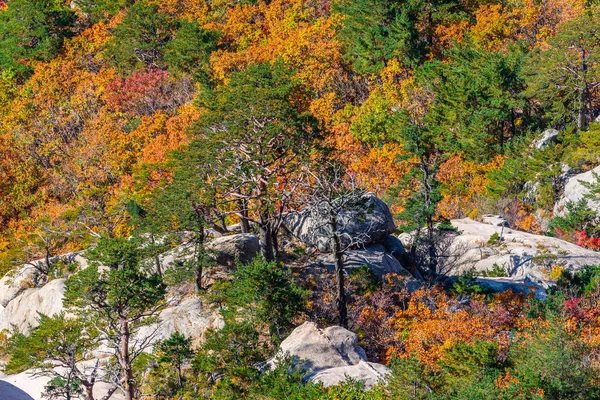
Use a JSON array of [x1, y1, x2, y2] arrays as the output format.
[[0, 252, 87, 309], [443, 218, 600, 290], [268, 322, 389, 389], [380, 235, 407, 259], [315, 244, 409, 278], [285, 193, 396, 252], [269, 321, 367, 372], [0, 279, 65, 334], [554, 165, 600, 217], [206, 233, 260, 267]]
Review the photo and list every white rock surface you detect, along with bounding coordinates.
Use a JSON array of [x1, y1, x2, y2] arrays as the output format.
[[0, 279, 66, 334], [269, 322, 390, 389], [308, 360, 390, 389], [444, 219, 600, 289], [554, 165, 600, 217], [476, 277, 547, 299]]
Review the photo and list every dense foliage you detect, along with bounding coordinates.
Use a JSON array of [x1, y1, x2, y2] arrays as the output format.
[[0, 0, 599, 268]]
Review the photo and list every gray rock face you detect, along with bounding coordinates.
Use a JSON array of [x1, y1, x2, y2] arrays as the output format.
[[554, 165, 600, 217], [444, 218, 600, 292], [206, 233, 260, 267], [268, 322, 389, 389], [316, 244, 409, 278], [285, 193, 396, 252], [533, 129, 559, 149]]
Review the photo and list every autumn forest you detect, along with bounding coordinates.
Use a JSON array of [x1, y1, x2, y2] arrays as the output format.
[[2, 0, 600, 399]]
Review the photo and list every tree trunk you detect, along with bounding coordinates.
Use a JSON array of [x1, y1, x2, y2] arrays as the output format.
[[193, 225, 206, 292], [257, 180, 275, 261], [578, 87, 588, 131], [177, 363, 183, 389], [329, 215, 347, 328], [84, 384, 94, 400], [421, 157, 437, 274], [151, 233, 162, 278], [119, 319, 135, 400], [272, 228, 280, 260], [237, 197, 251, 234], [259, 217, 275, 262], [578, 49, 589, 131]]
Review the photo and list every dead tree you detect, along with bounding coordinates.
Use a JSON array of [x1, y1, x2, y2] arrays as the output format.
[[297, 161, 369, 328]]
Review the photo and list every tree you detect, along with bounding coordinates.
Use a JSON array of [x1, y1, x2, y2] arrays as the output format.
[[335, 0, 467, 73], [216, 257, 307, 341], [0, 0, 77, 77], [5, 313, 118, 400], [394, 120, 442, 275], [140, 148, 223, 291], [154, 332, 194, 394], [164, 20, 219, 84], [421, 41, 532, 160], [104, 2, 176, 71], [524, 9, 600, 131], [372, 78, 443, 275], [64, 238, 166, 400], [189, 61, 317, 261]]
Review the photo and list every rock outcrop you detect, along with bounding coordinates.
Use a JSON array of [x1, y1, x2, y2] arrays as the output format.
[[554, 165, 600, 217], [443, 218, 600, 290], [285, 193, 396, 252], [315, 244, 409, 278], [0, 380, 35, 400], [206, 233, 260, 267], [268, 321, 389, 389], [0, 265, 44, 308], [0, 279, 65, 334]]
